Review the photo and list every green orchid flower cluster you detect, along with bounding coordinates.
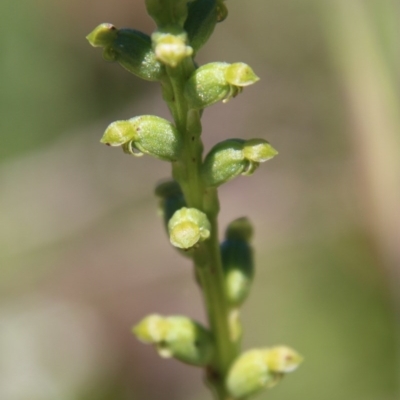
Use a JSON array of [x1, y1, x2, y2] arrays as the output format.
[[87, 1, 302, 399]]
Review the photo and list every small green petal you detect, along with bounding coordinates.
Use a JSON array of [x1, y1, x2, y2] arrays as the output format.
[[133, 314, 167, 344], [100, 120, 136, 146], [225, 62, 260, 87], [243, 139, 278, 162], [86, 23, 117, 47], [265, 346, 303, 373]]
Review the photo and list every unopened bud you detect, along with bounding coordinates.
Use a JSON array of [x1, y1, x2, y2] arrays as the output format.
[[184, 0, 219, 54], [155, 180, 186, 229], [133, 314, 214, 366], [216, 0, 228, 22], [145, 0, 192, 28], [221, 218, 254, 307], [225, 217, 253, 242], [168, 207, 211, 249]]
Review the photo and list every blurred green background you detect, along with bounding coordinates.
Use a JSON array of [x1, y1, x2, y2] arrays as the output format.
[[1, 0, 399, 399]]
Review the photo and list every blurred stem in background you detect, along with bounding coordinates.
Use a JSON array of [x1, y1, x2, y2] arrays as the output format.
[[321, 0, 400, 273], [321, 0, 400, 379]]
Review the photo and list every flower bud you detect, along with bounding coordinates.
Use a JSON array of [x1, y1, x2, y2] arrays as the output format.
[[202, 138, 278, 187], [155, 180, 186, 228], [184, 62, 259, 109], [145, 0, 191, 28], [133, 314, 214, 366], [168, 207, 211, 249], [222, 240, 254, 307], [152, 31, 193, 67], [184, 0, 219, 54], [225, 217, 253, 242], [216, 0, 228, 22], [226, 347, 303, 399], [87, 24, 165, 81], [101, 115, 182, 162], [221, 218, 254, 307]]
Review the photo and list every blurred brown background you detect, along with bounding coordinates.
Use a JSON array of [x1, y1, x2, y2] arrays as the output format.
[[1, 1, 399, 399]]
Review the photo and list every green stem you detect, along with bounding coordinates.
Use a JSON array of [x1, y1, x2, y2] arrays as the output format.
[[164, 62, 238, 398]]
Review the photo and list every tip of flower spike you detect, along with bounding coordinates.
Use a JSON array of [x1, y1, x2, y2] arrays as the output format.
[[225, 63, 260, 87], [86, 23, 117, 47]]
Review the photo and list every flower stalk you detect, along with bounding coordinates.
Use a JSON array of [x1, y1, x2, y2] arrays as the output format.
[[87, 1, 302, 398]]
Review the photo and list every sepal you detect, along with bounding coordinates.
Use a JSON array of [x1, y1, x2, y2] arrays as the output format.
[[86, 23, 117, 47], [168, 207, 211, 249], [243, 139, 278, 162], [133, 314, 214, 366], [101, 115, 181, 162], [225, 63, 259, 87]]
